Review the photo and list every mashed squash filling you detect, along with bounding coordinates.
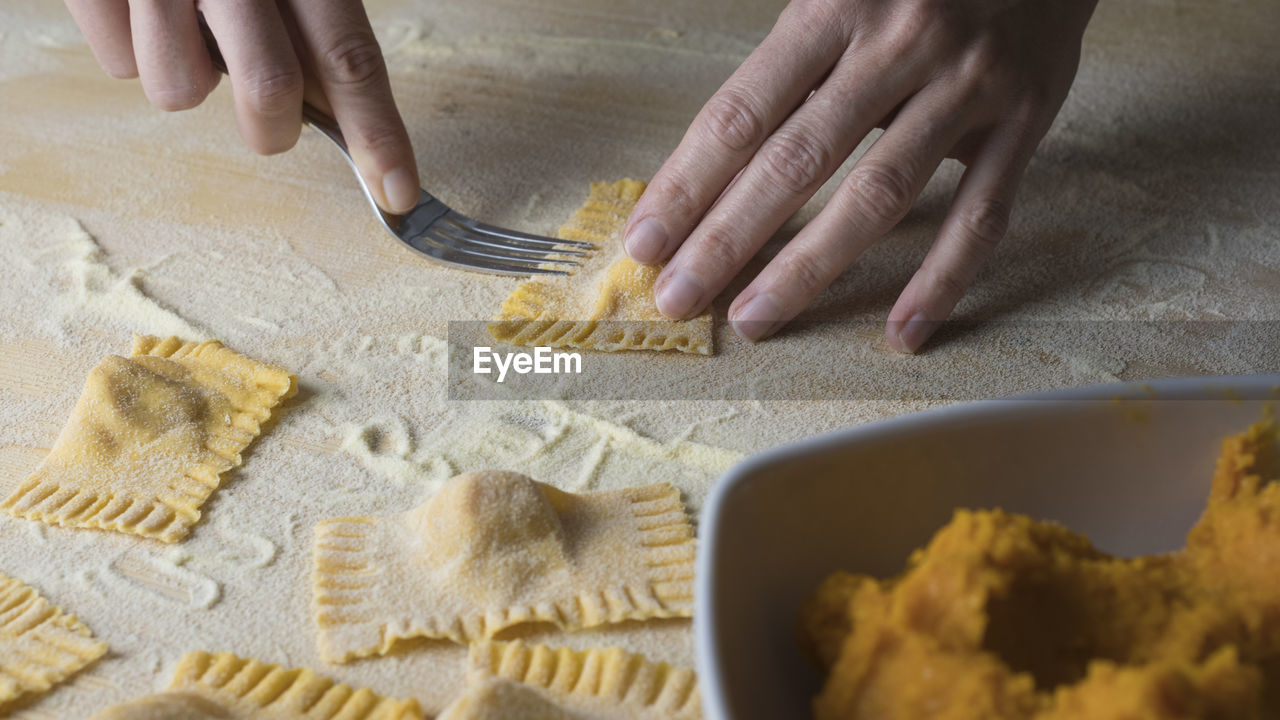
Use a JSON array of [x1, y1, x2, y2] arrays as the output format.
[[802, 421, 1279, 720]]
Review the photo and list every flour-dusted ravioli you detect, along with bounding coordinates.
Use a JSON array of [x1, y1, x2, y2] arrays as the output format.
[[313, 471, 696, 662], [2, 335, 296, 542], [438, 641, 701, 720], [0, 572, 107, 707], [89, 650, 424, 720], [488, 180, 713, 355]]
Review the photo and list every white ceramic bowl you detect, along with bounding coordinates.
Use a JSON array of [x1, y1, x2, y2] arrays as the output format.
[[695, 374, 1280, 720]]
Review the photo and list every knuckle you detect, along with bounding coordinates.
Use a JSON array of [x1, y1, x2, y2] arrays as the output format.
[[350, 120, 406, 156], [700, 88, 767, 153], [955, 197, 1010, 253], [846, 164, 915, 226], [760, 129, 831, 194], [652, 172, 702, 222], [964, 36, 1003, 78], [924, 263, 971, 304], [1008, 95, 1051, 135], [695, 223, 746, 270], [242, 67, 303, 116], [885, 0, 941, 52], [958, 38, 1016, 102], [783, 0, 851, 39], [320, 32, 386, 88], [779, 250, 830, 294], [899, 1, 935, 36]]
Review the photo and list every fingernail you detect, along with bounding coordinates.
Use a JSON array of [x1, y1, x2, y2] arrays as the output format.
[[655, 271, 703, 319], [896, 312, 933, 354], [625, 216, 668, 263], [381, 167, 420, 213], [732, 293, 783, 342]]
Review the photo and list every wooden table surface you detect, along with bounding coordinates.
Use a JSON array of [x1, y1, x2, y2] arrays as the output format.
[[0, 0, 1278, 716]]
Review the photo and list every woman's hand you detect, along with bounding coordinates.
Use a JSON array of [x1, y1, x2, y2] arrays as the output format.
[[623, 0, 1097, 352], [66, 0, 419, 214]]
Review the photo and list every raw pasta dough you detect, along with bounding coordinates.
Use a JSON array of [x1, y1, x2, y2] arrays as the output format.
[[2, 335, 296, 542], [489, 179, 713, 355], [0, 571, 107, 708], [88, 650, 423, 720], [312, 470, 696, 662], [437, 640, 702, 720]]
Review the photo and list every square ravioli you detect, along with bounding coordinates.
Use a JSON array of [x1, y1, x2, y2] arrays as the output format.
[[488, 179, 714, 355], [2, 335, 296, 542], [0, 571, 107, 707], [87, 650, 423, 720], [313, 471, 696, 662]]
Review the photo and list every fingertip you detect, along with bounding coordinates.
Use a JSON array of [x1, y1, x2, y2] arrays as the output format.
[[233, 111, 303, 156], [883, 323, 909, 354], [136, 47, 220, 112], [887, 311, 933, 354], [654, 270, 705, 320], [380, 166, 421, 214], [729, 291, 784, 342], [624, 215, 670, 264], [343, 120, 418, 212], [100, 57, 139, 79], [67, 0, 139, 80], [146, 83, 208, 112], [196, 67, 221, 106], [259, 126, 302, 156]]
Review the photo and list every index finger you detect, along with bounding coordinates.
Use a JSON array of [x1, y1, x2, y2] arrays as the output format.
[[65, 0, 137, 78], [622, 0, 852, 264], [283, 0, 420, 214]]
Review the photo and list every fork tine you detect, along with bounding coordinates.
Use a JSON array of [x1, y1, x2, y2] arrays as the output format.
[[434, 222, 590, 259], [403, 233, 575, 276], [435, 252, 573, 276], [446, 255, 573, 276], [420, 228, 580, 269], [445, 212, 596, 250]]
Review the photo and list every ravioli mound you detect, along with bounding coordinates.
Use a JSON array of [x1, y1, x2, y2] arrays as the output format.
[[801, 421, 1280, 720], [312, 471, 696, 661]]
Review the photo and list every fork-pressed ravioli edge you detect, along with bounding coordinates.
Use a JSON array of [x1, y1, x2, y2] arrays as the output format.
[[452, 639, 703, 719], [0, 572, 107, 706], [488, 179, 714, 355]]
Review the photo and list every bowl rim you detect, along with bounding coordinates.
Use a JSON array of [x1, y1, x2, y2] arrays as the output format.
[[694, 372, 1280, 720]]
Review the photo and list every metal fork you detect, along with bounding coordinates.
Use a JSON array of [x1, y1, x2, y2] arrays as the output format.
[[198, 19, 591, 275]]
